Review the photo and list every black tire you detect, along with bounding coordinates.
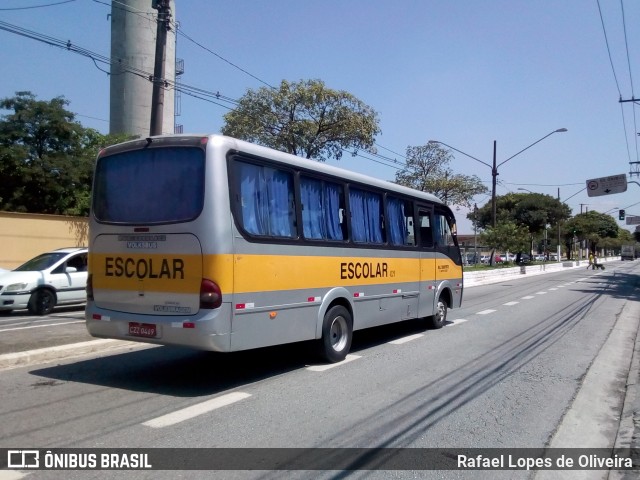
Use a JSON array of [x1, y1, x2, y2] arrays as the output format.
[[28, 289, 56, 316], [427, 295, 448, 329], [318, 305, 353, 363]]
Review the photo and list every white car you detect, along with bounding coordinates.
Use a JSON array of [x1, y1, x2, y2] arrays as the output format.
[[0, 247, 88, 315]]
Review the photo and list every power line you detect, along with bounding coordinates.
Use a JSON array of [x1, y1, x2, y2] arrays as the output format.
[[0, 0, 76, 11]]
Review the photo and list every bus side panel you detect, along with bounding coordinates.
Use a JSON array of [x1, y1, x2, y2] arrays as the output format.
[[228, 252, 424, 349]]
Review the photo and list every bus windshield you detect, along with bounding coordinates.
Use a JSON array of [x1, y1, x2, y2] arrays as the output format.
[[93, 147, 205, 224]]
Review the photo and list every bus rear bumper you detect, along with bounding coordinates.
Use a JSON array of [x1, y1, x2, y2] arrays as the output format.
[[85, 302, 233, 352]]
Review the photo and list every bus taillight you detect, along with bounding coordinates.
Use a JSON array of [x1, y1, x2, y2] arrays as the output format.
[[200, 279, 222, 309]]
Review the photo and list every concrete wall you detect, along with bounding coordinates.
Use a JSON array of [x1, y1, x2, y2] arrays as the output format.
[[463, 257, 620, 287], [0, 212, 88, 270]]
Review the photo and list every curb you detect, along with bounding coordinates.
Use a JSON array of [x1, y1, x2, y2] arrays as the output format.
[[0, 339, 154, 371]]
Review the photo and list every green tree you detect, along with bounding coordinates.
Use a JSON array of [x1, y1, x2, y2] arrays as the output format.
[[0, 91, 133, 216], [471, 192, 571, 237], [563, 211, 619, 257], [394, 143, 487, 208], [222, 79, 381, 161], [479, 221, 530, 255]]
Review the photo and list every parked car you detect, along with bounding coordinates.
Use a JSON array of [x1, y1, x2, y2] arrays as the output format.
[[0, 247, 88, 315], [465, 253, 480, 265], [480, 254, 503, 264]]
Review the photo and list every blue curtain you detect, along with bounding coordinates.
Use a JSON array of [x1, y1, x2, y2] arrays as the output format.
[[301, 177, 325, 239], [324, 183, 344, 240], [350, 188, 383, 243], [238, 162, 295, 237], [387, 197, 407, 245], [301, 178, 344, 240]]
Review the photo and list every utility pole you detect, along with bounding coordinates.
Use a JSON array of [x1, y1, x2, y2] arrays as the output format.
[[150, 0, 172, 136], [557, 188, 561, 261]]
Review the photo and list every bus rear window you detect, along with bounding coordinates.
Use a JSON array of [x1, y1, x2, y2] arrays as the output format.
[[93, 147, 205, 224]]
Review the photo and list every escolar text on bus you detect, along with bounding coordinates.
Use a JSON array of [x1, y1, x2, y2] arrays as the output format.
[[104, 257, 185, 279], [340, 261, 389, 280]]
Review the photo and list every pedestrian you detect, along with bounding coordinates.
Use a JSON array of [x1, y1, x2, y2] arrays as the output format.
[[588, 252, 594, 269]]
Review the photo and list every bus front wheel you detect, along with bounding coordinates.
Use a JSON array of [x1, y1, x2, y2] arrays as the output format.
[[428, 296, 448, 329], [318, 305, 353, 363]]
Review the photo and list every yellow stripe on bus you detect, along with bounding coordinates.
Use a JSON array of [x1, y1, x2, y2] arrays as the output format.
[[90, 252, 462, 294]]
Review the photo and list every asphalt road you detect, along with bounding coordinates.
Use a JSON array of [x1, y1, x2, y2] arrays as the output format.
[[1, 261, 639, 479]]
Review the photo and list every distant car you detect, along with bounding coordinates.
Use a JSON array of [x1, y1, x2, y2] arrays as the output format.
[[518, 253, 531, 263], [465, 253, 480, 265], [533, 254, 546, 261], [480, 254, 502, 264], [0, 247, 88, 315]]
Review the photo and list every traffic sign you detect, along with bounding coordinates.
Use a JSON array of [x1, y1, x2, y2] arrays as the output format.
[[586, 174, 627, 197], [626, 216, 640, 225]]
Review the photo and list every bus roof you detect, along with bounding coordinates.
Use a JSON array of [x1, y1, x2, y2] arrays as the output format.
[[101, 133, 447, 207]]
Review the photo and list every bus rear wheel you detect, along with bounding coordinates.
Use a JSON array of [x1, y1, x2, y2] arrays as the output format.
[[318, 305, 352, 363], [428, 296, 448, 329]]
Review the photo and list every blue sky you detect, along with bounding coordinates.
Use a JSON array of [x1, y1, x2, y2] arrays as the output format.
[[1, 0, 639, 234]]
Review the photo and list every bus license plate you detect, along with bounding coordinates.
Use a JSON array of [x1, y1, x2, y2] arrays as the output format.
[[128, 322, 157, 338]]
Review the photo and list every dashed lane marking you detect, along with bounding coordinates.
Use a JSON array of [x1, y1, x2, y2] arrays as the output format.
[[476, 309, 496, 315], [142, 392, 252, 428], [306, 354, 361, 372], [447, 319, 468, 326], [0, 320, 84, 333], [522, 296, 535, 300], [389, 334, 424, 345], [503, 301, 519, 306]]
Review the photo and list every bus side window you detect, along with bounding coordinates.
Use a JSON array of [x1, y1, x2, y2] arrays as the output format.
[[387, 196, 415, 246], [418, 210, 433, 248]]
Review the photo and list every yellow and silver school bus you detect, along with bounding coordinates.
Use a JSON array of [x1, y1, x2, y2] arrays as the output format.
[[86, 134, 463, 362]]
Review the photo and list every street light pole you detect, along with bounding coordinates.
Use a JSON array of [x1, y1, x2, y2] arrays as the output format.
[[491, 141, 497, 228], [430, 128, 567, 229]]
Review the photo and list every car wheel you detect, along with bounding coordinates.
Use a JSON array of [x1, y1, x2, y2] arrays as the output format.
[[28, 289, 56, 316], [318, 305, 353, 363], [428, 295, 448, 329]]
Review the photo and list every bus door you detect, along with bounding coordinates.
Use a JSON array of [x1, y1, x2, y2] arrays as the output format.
[[433, 207, 463, 308], [417, 205, 437, 318]]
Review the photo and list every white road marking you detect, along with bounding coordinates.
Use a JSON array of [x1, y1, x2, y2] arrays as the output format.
[[306, 354, 361, 371], [536, 291, 547, 295], [549, 288, 558, 291], [503, 301, 519, 306], [389, 334, 424, 344], [447, 319, 468, 326], [521, 296, 535, 300], [0, 320, 84, 332], [476, 309, 496, 315], [142, 392, 251, 428]]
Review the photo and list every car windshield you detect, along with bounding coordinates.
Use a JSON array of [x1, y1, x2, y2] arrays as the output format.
[[14, 252, 66, 272]]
